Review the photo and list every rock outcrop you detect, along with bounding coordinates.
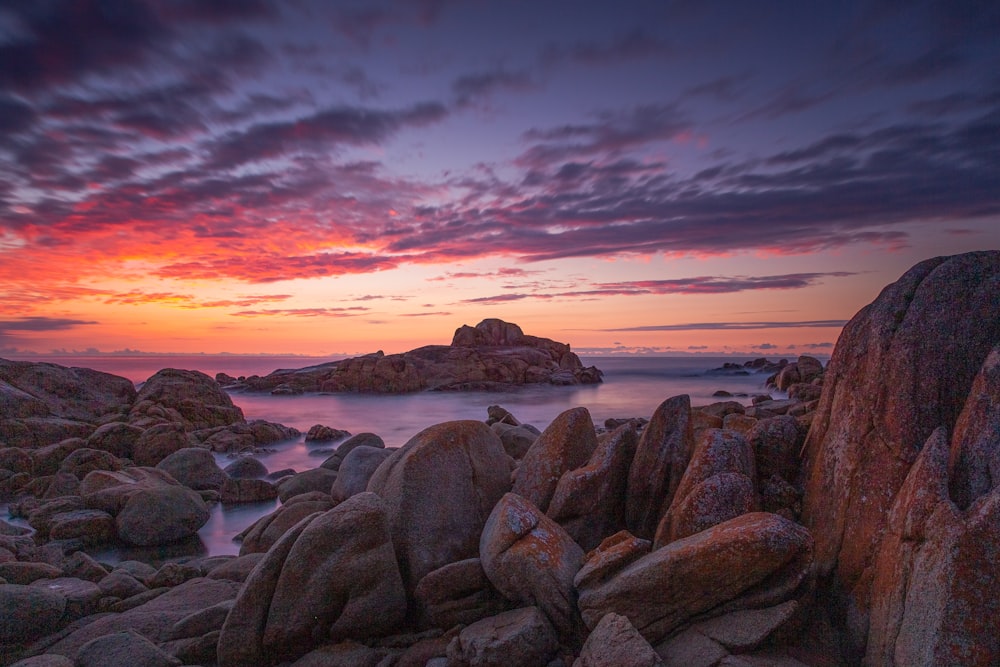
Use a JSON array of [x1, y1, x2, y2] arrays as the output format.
[[800, 250, 1000, 660], [226, 319, 603, 394]]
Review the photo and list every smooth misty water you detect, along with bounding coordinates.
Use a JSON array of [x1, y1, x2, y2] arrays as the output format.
[[7, 354, 798, 562]]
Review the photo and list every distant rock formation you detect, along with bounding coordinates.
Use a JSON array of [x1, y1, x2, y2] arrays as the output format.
[[226, 318, 604, 394]]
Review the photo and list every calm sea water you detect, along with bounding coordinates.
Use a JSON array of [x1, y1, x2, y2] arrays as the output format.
[[7, 354, 807, 561]]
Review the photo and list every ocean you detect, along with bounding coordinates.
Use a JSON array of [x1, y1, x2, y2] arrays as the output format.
[[6, 353, 809, 561]]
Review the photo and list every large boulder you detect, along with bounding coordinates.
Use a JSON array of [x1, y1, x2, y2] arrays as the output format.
[[512, 407, 598, 513], [625, 395, 695, 539], [330, 446, 393, 501], [577, 512, 813, 645], [547, 421, 638, 551], [866, 349, 1000, 666], [0, 359, 135, 423], [129, 368, 243, 430], [80, 466, 182, 515], [75, 629, 180, 667], [0, 583, 67, 643], [132, 422, 192, 467], [480, 493, 584, 641], [800, 251, 1000, 656], [217, 493, 406, 666], [156, 447, 226, 491], [367, 420, 512, 593], [115, 484, 210, 546]]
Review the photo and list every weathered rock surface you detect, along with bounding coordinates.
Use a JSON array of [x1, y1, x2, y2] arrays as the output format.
[[155, 447, 226, 491], [480, 492, 584, 641], [574, 612, 662, 667], [655, 428, 758, 545], [238, 493, 333, 556], [218, 493, 406, 666], [578, 512, 813, 645], [230, 319, 602, 394], [512, 406, 598, 513], [445, 606, 559, 667], [548, 421, 638, 551], [625, 395, 695, 539], [115, 484, 210, 547], [413, 558, 507, 628], [129, 368, 244, 430], [0, 583, 66, 643], [367, 420, 512, 593], [800, 251, 1000, 657], [75, 629, 181, 667], [330, 445, 393, 501]]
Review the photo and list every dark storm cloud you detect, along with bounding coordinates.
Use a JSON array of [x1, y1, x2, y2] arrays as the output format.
[[0, 0, 166, 93], [206, 102, 448, 169], [452, 69, 535, 107], [0, 317, 97, 331], [0, 95, 36, 136], [541, 28, 673, 66]]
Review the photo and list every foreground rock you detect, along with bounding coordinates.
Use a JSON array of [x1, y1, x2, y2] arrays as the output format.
[[228, 319, 603, 394], [367, 420, 512, 594], [577, 512, 813, 645], [217, 493, 406, 666], [800, 250, 1000, 660]]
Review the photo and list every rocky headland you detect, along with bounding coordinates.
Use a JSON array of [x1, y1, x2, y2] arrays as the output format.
[[219, 318, 604, 394], [0, 251, 997, 666]]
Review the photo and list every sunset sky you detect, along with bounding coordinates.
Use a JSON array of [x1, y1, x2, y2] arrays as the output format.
[[1, 0, 998, 357]]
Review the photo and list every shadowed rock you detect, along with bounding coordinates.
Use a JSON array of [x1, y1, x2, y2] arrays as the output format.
[[513, 406, 598, 513]]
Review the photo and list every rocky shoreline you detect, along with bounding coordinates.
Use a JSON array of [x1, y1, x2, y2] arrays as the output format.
[[0, 251, 997, 666], [219, 319, 603, 395]]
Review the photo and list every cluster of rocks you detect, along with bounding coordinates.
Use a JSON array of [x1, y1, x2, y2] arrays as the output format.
[[220, 319, 603, 395], [0, 251, 997, 667], [0, 366, 301, 554]]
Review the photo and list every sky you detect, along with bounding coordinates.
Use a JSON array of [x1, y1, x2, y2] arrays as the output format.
[[1, 0, 998, 358]]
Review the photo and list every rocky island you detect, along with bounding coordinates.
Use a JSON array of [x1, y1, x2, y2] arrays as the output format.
[[220, 318, 603, 395], [0, 251, 998, 666]]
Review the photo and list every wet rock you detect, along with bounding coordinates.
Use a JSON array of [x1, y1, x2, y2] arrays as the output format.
[[330, 445, 393, 501]]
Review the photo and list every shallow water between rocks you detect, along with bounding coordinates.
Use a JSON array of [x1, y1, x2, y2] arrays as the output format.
[[9, 355, 800, 563]]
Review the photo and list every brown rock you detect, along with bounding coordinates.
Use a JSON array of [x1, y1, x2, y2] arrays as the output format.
[[221, 477, 278, 504], [57, 447, 123, 479], [445, 606, 559, 667], [573, 531, 651, 592], [48, 509, 117, 545], [238, 495, 333, 555], [330, 445, 393, 501], [512, 407, 598, 513], [690, 600, 800, 652], [548, 421, 638, 551], [867, 422, 1000, 666], [75, 629, 181, 667], [800, 251, 1000, 656], [129, 368, 243, 430], [414, 558, 508, 628], [132, 422, 192, 467], [156, 447, 226, 491], [218, 493, 406, 666], [625, 395, 695, 539], [0, 583, 67, 643], [115, 484, 210, 546], [573, 612, 662, 667], [948, 346, 1000, 510], [80, 466, 181, 515], [86, 422, 143, 459], [578, 512, 813, 645], [275, 467, 337, 502], [367, 420, 512, 593], [655, 428, 757, 546], [31, 438, 87, 475], [746, 416, 801, 484], [479, 493, 584, 641]]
